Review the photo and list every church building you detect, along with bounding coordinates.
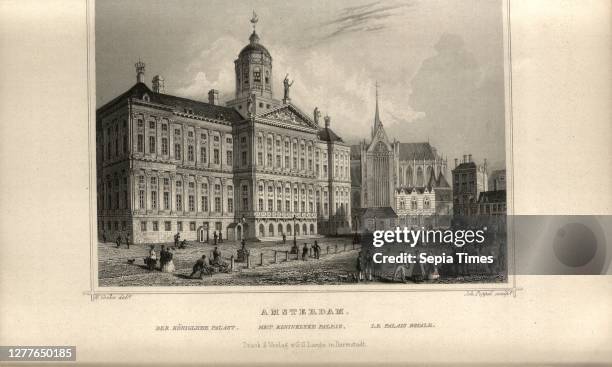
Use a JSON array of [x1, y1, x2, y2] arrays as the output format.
[[96, 15, 351, 244], [350, 89, 452, 231]]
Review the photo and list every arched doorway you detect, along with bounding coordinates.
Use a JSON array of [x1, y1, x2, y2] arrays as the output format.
[[278, 223, 283, 235], [268, 223, 274, 236], [286, 224, 292, 235], [302, 223, 307, 235], [236, 224, 243, 241], [258, 224, 265, 237], [310, 223, 315, 234], [197, 226, 205, 242], [295, 225, 300, 236]]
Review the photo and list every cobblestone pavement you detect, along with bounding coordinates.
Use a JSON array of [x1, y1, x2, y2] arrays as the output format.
[[98, 237, 361, 286]]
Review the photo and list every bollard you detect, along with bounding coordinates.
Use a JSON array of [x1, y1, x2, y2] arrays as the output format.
[[230, 255, 235, 272], [274, 251, 278, 264], [285, 251, 289, 262], [260, 252, 264, 266], [246, 253, 251, 269]]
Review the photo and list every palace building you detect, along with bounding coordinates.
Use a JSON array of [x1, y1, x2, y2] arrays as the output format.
[[350, 89, 452, 231], [96, 17, 351, 244]]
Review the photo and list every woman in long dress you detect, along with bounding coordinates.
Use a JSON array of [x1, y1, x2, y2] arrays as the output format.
[[162, 249, 175, 273]]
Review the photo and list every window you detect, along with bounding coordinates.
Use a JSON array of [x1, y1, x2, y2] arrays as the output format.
[[137, 119, 144, 128], [188, 131, 193, 137], [161, 138, 168, 155], [149, 136, 156, 153], [201, 196, 208, 211], [162, 123, 167, 131], [176, 194, 182, 211], [214, 197, 221, 212], [242, 198, 248, 210], [163, 192, 170, 209], [258, 199, 264, 211], [140, 221, 147, 231], [121, 221, 126, 230], [188, 145, 194, 161], [411, 197, 418, 210], [200, 147, 207, 163], [190, 222, 196, 231], [177, 221, 183, 231], [268, 199, 273, 211], [300, 158, 305, 170], [226, 151, 233, 166], [213, 149, 219, 164], [226, 137, 232, 144], [137, 134, 144, 153], [285, 156, 290, 168], [228, 198, 233, 212], [276, 155, 281, 167], [152, 221, 159, 231], [257, 152, 263, 165], [151, 191, 157, 209], [174, 128, 180, 135], [188, 195, 195, 211], [149, 121, 155, 129], [174, 144, 181, 159], [213, 136, 219, 142], [164, 221, 171, 231], [139, 190, 145, 209], [286, 200, 290, 212], [254, 69, 261, 82], [188, 182, 194, 189], [242, 151, 247, 166], [424, 197, 431, 209]]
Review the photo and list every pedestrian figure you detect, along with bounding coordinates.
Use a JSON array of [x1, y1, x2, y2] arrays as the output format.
[[125, 233, 130, 249], [102, 231, 107, 243], [213, 231, 218, 245], [190, 255, 209, 278], [116, 234, 122, 248], [313, 240, 320, 259], [146, 245, 157, 271], [219, 232, 223, 243], [302, 243, 308, 261], [174, 232, 180, 247], [365, 248, 374, 281], [356, 251, 364, 281], [162, 248, 175, 273], [212, 246, 221, 265], [159, 245, 167, 270], [282, 233, 286, 244]]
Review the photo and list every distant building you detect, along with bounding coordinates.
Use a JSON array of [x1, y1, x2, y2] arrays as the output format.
[[489, 169, 506, 191], [451, 155, 488, 217], [350, 88, 451, 230], [476, 190, 507, 216]]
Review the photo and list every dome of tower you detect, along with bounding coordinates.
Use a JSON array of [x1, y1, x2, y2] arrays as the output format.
[[238, 31, 271, 59]]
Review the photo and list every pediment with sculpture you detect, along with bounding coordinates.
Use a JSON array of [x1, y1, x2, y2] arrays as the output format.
[[256, 104, 317, 129]]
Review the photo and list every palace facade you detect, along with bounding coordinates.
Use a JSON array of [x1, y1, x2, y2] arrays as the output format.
[[96, 19, 350, 244]]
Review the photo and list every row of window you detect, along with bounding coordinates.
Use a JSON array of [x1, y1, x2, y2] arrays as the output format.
[[398, 196, 432, 210]]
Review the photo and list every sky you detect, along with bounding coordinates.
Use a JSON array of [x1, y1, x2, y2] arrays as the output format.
[[96, 0, 506, 169]]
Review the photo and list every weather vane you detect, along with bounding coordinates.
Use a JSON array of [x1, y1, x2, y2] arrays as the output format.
[[250, 10, 258, 31]]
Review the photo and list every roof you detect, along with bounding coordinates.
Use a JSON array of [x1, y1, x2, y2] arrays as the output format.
[[318, 127, 344, 142], [427, 172, 451, 188], [239, 31, 271, 58], [97, 82, 244, 124], [477, 190, 506, 203], [362, 207, 398, 219], [454, 161, 477, 170], [398, 142, 437, 161]]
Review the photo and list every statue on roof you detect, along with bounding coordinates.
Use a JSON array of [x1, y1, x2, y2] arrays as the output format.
[[313, 107, 321, 125], [283, 74, 294, 102]]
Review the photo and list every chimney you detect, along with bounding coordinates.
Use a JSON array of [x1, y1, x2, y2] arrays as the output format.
[[454, 158, 458, 168], [135, 60, 145, 83], [208, 89, 219, 105], [152, 75, 165, 93], [468, 154, 472, 162], [324, 115, 331, 128], [463, 154, 467, 163]]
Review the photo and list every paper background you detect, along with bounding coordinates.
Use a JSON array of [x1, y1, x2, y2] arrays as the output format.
[[0, 0, 610, 364]]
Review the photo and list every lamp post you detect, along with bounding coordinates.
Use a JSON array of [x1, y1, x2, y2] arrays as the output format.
[[374, 215, 377, 231]]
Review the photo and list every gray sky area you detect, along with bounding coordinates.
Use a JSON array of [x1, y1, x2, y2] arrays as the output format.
[[96, 0, 506, 169]]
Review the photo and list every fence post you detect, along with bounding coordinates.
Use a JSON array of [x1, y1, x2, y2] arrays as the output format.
[[260, 252, 264, 266], [274, 251, 278, 264], [230, 255, 234, 271], [246, 253, 251, 269]]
